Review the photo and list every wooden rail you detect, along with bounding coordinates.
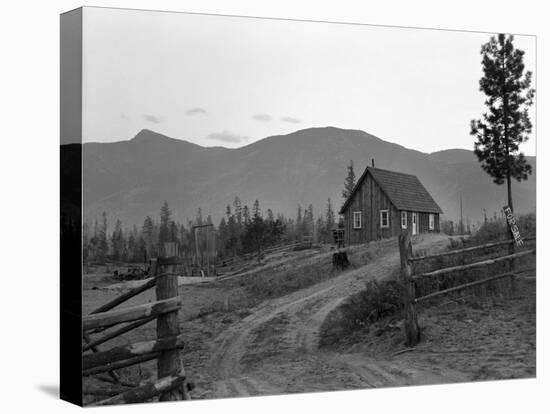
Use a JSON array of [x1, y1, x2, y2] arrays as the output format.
[[414, 270, 532, 303], [83, 316, 157, 352], [91, 370, 187, 406], [215, 240, 308, 269], [412, 249, 535, 280], [398, 230, 536, 347], [411, 236, 535, 262], [83, 256, 189, 404], [83, 297, 182, 331], [83, 353, 161, 377], [83, 334, 185, 370], [90, 277, 158, 314]]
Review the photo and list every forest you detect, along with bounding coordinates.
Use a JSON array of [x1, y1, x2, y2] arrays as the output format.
[[83, 196, 339, 265]]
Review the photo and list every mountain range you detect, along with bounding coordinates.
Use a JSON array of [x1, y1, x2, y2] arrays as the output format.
[[80, 127, 536, 228]]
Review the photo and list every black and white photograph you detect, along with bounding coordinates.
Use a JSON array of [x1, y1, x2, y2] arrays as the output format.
[[5, 0, 550, 411], [52, 2, 546, 411]]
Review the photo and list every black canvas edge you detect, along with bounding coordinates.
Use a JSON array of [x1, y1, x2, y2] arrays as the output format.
[[60, 7, 83, 406]]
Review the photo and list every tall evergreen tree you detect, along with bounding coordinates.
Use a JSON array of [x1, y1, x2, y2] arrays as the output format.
[[305, 204, 314, 236], [325, 198, 335, 231], [97, 211, 108, 262], [195, 207, 203, 226], [252, 199, 261, 220], [242, 205, 251, 227], [233, 197, 243, 226], [296, 204, 303, 240], [142, 215, 155, 260], [342, 160, 356, 200], [158, 200, 173, 248], [111, 219, 125, 261], [470, 34, 535, 212]]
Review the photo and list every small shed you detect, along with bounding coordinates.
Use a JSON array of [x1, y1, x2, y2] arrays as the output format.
[[339, 167, 443, 245]]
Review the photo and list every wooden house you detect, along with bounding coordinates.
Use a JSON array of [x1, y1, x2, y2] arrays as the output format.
[[339, 167, 443, 245]]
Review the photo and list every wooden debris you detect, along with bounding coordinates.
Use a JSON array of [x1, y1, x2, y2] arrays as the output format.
[[90, 370, 187, 406]]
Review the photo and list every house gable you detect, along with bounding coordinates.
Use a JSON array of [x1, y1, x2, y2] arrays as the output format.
[[340, 167, 443, 215]]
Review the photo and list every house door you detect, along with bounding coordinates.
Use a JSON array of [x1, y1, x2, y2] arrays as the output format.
[[412, 213, 418, 235]]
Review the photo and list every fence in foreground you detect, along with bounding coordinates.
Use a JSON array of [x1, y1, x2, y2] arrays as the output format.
[[82, 258, 189, 405], [398, 232, 535, 346]]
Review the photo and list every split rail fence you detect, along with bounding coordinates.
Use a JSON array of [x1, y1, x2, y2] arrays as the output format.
[[215, 239, 313, 273], [398, 232, 535, 346], [82, 258, 190, 405]]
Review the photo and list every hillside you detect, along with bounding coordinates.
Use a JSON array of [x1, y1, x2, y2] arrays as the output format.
[[79, 127, 536, 227]]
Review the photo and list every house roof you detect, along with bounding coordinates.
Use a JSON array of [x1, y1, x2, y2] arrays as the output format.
[[339, 167, 443, 215]]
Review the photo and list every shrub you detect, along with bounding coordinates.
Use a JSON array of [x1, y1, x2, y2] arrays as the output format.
[[468, 213, 535, 245], [319, 280, 403, 347]]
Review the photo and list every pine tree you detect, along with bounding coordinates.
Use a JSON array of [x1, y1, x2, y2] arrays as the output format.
[[242, 205, 251, 227], [233, 197, 242, 226], [325, 198, 335, 231], [305, 204, 314, 236], [111, 219, 125, 261], [97, 212, 108, 262], [142, 216, 154, 260], [195, 207, 203, 226], [296, 205, 303, 240], [471, 34, 535, 212], [342, 160, 356, 200], [159, 201, 173, 249], [218, 217, 228, 257], [252, 199, 261, 220], [243, 200, 265, 254], [266, 208, 275, 223]]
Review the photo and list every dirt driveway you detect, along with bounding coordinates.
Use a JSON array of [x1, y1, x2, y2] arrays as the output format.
[[197, 234, 470, 399]]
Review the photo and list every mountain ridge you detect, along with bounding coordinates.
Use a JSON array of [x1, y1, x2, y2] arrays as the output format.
[[80, 127, 536, 228]]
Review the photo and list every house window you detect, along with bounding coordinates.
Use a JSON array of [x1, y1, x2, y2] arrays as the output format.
[[353, 211, 362, 229], [429, 214, 435, 230], [380, 209, 389, 228], [401, 211, 407, 229]]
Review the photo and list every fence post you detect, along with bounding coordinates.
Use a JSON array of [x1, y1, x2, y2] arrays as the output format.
[[399, 232, 420, 346], [154, 260, 186, 401]]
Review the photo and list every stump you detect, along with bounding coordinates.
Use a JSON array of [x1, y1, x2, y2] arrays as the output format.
[[332, 251, 350, 270]]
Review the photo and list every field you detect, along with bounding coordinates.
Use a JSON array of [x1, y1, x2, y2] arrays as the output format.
[[82, 232, 536, 403]]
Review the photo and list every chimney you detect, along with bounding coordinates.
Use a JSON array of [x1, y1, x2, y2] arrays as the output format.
[[371, 158, 375, 168]]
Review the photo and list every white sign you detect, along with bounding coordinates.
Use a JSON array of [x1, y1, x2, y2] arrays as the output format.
[[503, 206, 524, 247]]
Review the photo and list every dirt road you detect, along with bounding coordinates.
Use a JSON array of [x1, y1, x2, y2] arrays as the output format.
[[199, 234, 470, 399]]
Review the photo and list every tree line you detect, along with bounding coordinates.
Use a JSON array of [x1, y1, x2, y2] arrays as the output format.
[[83, 197, 339, 264]]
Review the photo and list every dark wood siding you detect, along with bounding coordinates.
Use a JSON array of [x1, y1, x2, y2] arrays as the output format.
[[342, 171, 440, 245], [343, 172, 403, 245]]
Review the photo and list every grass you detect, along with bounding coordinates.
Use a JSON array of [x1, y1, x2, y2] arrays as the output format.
[[319, 213, 536, 349], [413, 213, 536, 306], [319, 280, 403, 348]]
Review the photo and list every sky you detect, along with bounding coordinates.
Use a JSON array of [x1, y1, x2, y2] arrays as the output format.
[[82, 7, 536, 155]]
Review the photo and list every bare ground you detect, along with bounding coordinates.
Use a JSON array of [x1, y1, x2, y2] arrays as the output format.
[[82, 234, 536, 403], [191, 234, 474, 399]]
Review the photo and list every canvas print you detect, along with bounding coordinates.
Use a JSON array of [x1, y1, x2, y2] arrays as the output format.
[[60, 6, 536, 406]]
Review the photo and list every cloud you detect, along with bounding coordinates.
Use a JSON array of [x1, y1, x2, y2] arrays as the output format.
[[281, 116, 301, 124], [252, 113, 272, 122], [143, 114, 163, 124], [186, 107, 207, 116], [206, 130, 249, 144]]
